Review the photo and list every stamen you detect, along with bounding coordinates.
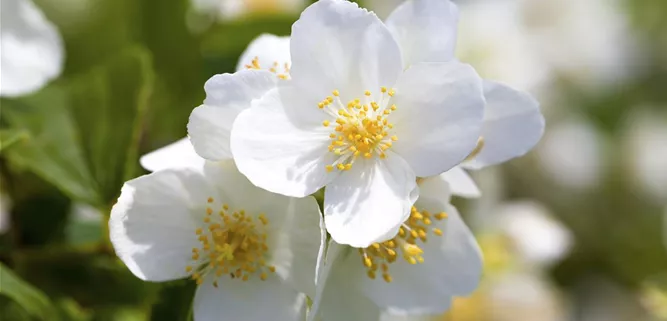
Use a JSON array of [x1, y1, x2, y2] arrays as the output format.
[[186, 197, 276, 287], [358, 206, 447, 282], [318, 88, 399, 172]]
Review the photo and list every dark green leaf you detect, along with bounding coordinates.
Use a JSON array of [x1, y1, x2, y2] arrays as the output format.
[[0, 262, 59, 320], [149, 281, 196, 321]]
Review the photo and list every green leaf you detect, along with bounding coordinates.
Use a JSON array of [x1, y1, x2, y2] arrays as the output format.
[[0, 263, 59, 321], [1, 89, 102, 206], [149, 281, 196, 321], [67, 45, 154, 205], [0, 129, 30, 153]]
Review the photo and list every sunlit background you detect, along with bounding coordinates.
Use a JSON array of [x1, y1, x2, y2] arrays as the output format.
[[1, 0, 666, 320]]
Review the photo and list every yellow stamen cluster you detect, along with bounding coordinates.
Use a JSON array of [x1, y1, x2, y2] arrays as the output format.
[[245, 56, 290, 80], [319, 87, 399, 172], [186, 197, 275, 287], [358, 206, 448, 283]]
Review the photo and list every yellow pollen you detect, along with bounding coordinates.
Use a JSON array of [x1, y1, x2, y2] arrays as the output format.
[[186, 197, 276, 287], [358, 206, 446, 282]]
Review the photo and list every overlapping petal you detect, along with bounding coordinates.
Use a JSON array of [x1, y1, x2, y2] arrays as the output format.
[[389, 61, 485, 177], [324, 155, 418, 248], [231, 88, 336, 197], [109, 169, 212, 282], [463, 80, 544, 169], [139, 138, 204, 172], [385, 0, 459, 68], [287, 0, 403, 124], [188, 69, 277, 161], [236, 33, 291, 72], [439, 167, 481, 198]]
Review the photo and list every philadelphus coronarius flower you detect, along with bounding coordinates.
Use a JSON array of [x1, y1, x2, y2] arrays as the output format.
[[109, 160, 323, 321], [381, 0, 544, 199], [309, 177, 482, 320], [1, 0, 64, 97], [140, 34, 290, 172], [224, 0, 486, 248]]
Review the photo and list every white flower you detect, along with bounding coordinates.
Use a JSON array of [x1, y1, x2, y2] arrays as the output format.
[[226, 0, 486, 247], [496, 201, 572, 268], [309, 177, 482, 319], [109, 160, 323, 321], [537, 118, 605, 189], [384, 0, 544, 198], [140, 34, 290, 172], [0, 0, 64, 97]]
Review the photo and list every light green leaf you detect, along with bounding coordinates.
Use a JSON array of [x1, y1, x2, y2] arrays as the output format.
[[0, 263, 59, 321], [0, 129, 30, 153], [1, 89, 102, 205]]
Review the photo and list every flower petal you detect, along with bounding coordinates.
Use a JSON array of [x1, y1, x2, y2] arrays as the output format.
[[359, 200, 482, 314], [0, 0, 64, 97], [324, 155, 418, 248], [417, 174, 452, 202], [463, 80, 544, 170], [390, 61, 485, 177], [385, 0, 459, 68], [316, 245, 382, 321], [109, 169, 212, 282], [188, 69, 277, 161], [231, 88, 335, 197], [236, 33, 291, 72], [139, 138, 204, 172], [439, 167, 481, 198], [289, 0, 403, 107], [193, 275, 307, 321]]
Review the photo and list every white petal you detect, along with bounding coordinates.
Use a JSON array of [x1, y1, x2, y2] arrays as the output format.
[[193, 275, 307, 321], [109, 169, 212, 282], [236, 34, 291, 72], [390, 62, 485, 177], [231, 88, 335, 197], [463, 80, 544, 170], [316, 246, 382, 321], [324, 155, 418, 248], [139, 138, 204, 172], [0, 0, 64, 97], [188, 70, 277, 161], [289, 0, 403, 106], [385, 0, 459, 68], [202, 160, 324, 296], [416, 174, 452, 203], [359, 201, 482, 314], [438, 167, 481, 198]]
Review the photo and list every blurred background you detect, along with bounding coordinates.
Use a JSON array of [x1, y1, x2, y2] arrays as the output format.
[[0, 0, 666, 320]]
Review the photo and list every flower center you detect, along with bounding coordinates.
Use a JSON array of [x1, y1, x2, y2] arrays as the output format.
[[358, 206, 448, 283], [245, 56, 290, 79], [186, 197, 275, 288], [319, 88, 399, 172]]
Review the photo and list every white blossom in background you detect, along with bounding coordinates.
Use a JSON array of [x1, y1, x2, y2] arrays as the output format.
[[140, 34, 290, 172], [191, 0, 305, 21], [495, 200, 572, 268], [225, 0, 487, 247], [0, 0, 64, 97], [519, 0, 640, 89], [309, 177, 482, 320], [537, 118, 606, 189], [455, 0, 550, 92], [110, 160, 322, 321], [623, 109, 667, 203]]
